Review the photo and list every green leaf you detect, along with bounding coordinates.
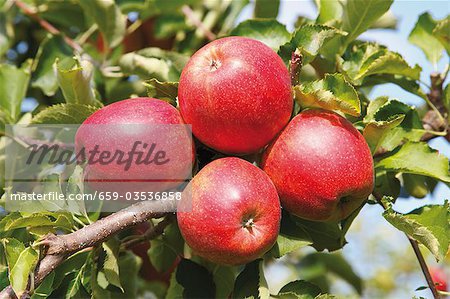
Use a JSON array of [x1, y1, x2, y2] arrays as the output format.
[[119, 48, 188, 81], [31, 35, 73, 96], [118, 251, 141, 297], [5, 212, 74, 232], [408, 13, 445, 65], [148, 239, 178, 274], [364, 99, 425, 153], [300, 253, 362, 294], [433, 16, 450, 55], [370, 11, 397, 30], [219, 0, 250, 35], [383, 201, 450, 261], [230, 19, 291, 51], [268, 212, 312, 258], [149, 222, 184, 273], [376, 142, 450, 183], [232, 259, 268, 299], [363, 114, 405, 154], [277, 280, 322, 299], [176, 259, 215, 298], [9, 247, 39, 298], [292, 216, 347, 252], [31, 272, 55, 299], [374, 170, 400, 200], [212, 266, 236, 298], [0, 10, 11, 57], [31, 103, 99, 124], [363, 96, 389, 123], [51, 251, 90, 290], [166, 270, 183, 299], [2, 238, 25, 271], [55, 58, 98, 106], [0, 61, 31, 122], [341, 0, 394, 47], [403, 173, 429, 199], [78, 0, 126, 48], [316, 0, 342, 25], [65, 263, 88, 299], [294, 73, 360, 116], [279, 25, 346, 64], [102, 239, 123, 291], [154, 15, 188, 39], [254, 0, 279, 18], [144, 79, 178, 106], [340, 42, 421, 86]]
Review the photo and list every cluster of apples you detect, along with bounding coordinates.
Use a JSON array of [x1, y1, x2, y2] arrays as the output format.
[[77, 36, 374, 265]]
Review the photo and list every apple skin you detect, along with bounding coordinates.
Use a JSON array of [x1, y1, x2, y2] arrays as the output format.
[[177, 157, 281, 265], [75, 98, 193, 193], [430, 267, 448, 292], [178, 36, 293, 155], [262, 109, 374, 222]]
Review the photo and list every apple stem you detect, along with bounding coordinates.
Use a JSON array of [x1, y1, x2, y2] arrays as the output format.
[[210, 60, 221, 71], [243, 218, 255, 229]]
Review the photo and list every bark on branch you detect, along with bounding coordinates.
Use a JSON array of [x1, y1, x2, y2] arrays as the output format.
[[0, 201, 171, 299]]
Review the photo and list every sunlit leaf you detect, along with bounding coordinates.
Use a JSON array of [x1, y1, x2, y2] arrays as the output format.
[[341, 0, 394, 47], [102, 239, 123, 291], [409, 13, 445, 65], [376, 142, 450, 183], [279, 25, 346, 64], [78, 0, 126, 48], [340, 42, 421, 85], [144, 79, 178, 106], [55, 58, 98, 106], [9, 247, 38, 298], [230, 19, 291, 51], [433, 16, 450, 55], [383, 201, 450, 261], [294, 73, 360, 116], [31, 103, 99, 125], [0, 61, 31, 122]]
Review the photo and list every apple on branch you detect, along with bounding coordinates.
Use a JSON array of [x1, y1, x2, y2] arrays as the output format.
[[178, 36, 293, 155], [177, 157, 281, 265], [262, 109, 374, 222]]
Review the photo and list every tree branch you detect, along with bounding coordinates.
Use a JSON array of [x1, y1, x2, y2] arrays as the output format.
[[14, 0, 83, 52], [0, 200, 171, 299]]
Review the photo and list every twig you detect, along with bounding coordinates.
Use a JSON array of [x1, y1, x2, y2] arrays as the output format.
[[408, 237, 441, 299], [181, 5, 216, 41], [121, 214, 175, 250], [14, 0, 82, 52], [0, 200, 169, 299], [374, 196, 441, 299], [290, 51, 303, 86]]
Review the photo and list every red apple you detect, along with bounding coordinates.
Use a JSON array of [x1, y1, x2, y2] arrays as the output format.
[[75, 98, 194, 193], [430, 267, 448, 292], [177, 157, 281, 265], [178, 36, 293, 154], [262, 109, 374, 222]]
